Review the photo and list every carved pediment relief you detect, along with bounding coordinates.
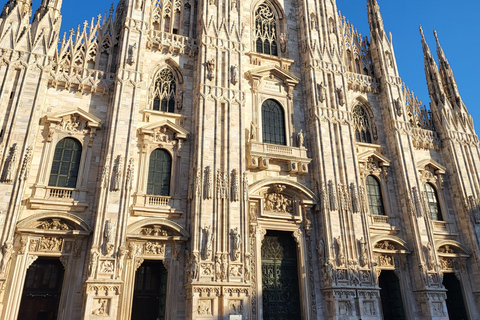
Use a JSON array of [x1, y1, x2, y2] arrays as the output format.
[[127, 218, 189, 241], [44, 108, 102, 141], [17, 213, 93, 235], [436, 241, 469, 257], [37, 219, 72, 231], [358, 150, 390, 178], [417, 159, 446, 187], [245, 65, 300, 98], [138, 120, 188, 145], [263, 184, 294, 214], [372, 236, 410, 254]]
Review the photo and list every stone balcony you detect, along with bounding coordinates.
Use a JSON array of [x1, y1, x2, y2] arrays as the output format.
[[27, 185, 89, 212], [247, 141, 311, 174], [131, 193, 184, 217]]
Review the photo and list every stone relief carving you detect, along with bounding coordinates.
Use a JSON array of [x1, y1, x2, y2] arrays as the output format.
[[19, 146, 33, 181], [317, 82, 327, 103], [126, 157, 134, 190], [231, 65, 238, 85], [317, 238, 325, 264], [337, 88, 346, 106], [350, 183, 359, 213], [328, 180, 338, 210], [112, 156, 123, 191], [216, 169, 228, 199], [250, 121, 257, 141], [297, 130, 304, 148], [231, 227, 240, 261], [128, 43, 137, 66], [279, 33, 287, 53], [206, 59, 215, 81], [2, 144, 18, 182], [426, 242, 436, 270], [335, 238, 345, 267], [220, 253, 228, 281], [359, 237, 368, 267], [38, 219, 70, 230], [92, 298, 109, 316], [73, 239, 82, 258], [205, 166, 213, 199], [243, 173, 249, 202], [100, 260, 114, 273], [104, 219, 116, 256], [203, 225, 214, 260], [374, 241, 395, 250], [244, 253, 251, 281], [39, 237, 63, 251], [395, 98, 403, 116], [0, 243, 14, 275], [145, 241, 165, 255], [89, 248, 100, 278], [264, 185, 293, 214], [61, 115, 83, 132], [197, 299, 212, 315], [378, 254, 393, 266], [231, 169, 239, 202], [101, 155, 111, 188], [339, 301, 353, 315]]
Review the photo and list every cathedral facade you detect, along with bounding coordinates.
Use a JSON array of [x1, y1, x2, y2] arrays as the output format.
[[0, 0, 479, 318]]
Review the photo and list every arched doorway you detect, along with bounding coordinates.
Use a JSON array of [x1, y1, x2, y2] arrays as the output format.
[[443, 273, 468, 320], [261, 230, 301, 320], [17, 258, 65, 320], [131, 260, 168, 320], [379, 270, 406, 320]]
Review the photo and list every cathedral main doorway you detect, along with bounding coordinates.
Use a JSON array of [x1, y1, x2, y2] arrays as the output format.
[[131, 260, 168, 320], [261, 230, 301, 320], [379, 270, 406, 320], [443, 272, 468, 320], [17, 258, 65, 320]]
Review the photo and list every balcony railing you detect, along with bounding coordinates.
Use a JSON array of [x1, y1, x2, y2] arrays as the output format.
[[145, 195, 171, 207], [47, 187, 74, 199]]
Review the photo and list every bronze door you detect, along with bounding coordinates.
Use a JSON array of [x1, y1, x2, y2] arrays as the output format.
[[443, 273, 468, 320], [379, 270, 406, 320], [17, 258, 65, 320], [261, 231, 301, 320], [131, 260, 168, 320]]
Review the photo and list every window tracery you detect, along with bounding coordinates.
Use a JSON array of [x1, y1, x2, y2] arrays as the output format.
[[353, 105, 373, 143], [254, 4, 278, 56], [152, 68, 177, 113]]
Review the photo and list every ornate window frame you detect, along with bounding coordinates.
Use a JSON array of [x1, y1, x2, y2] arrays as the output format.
[[417, 159, 448, 226], [245, 66, 310, 173], [358, 151, 395, 227], [28, 108, 101, 212], [2, 213, 92, 320], [132, 120, 188, 216]]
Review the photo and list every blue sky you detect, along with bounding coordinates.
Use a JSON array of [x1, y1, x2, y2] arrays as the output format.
[[31, 0, 480, 134]]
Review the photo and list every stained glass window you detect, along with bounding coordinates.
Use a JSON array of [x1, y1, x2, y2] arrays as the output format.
[[147, 149, 172, 196], [353, 105, 372, 143], [262, 99, 286, 145], [425, 183, 443, 221], [366, 175, 385, 215], [255, 4, 278, 56], [153, 68, 177, 113], [48, 138, 82, 188]]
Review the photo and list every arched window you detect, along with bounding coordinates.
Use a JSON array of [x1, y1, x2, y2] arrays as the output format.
[[366, 175, 385, 215], [48, 138, 82, 188], [254, 3, 278, 56], [424, 183, 442, 221], [152, 68, 177, 113], [147, 149, 172, 196], [353, 105, 372, 143], [262, 99, 286, 145]]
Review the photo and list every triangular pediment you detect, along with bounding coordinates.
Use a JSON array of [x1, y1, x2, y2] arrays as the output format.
[[139, 120, 188, 140], [246, 65, 300, 84], [417, 159, 446, 174], [45, 108, 102, 129], [357, 150, 391, 166]]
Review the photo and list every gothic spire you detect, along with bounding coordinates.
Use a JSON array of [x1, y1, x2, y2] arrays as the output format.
[[367, 0, 385, 38], [434, 30, 463, 109], [420, 26, 445, 106]]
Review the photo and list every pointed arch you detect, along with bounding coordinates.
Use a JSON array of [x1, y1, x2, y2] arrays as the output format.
[[352, 97, 378, 142]]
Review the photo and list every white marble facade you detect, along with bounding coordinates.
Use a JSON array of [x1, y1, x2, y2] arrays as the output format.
[[0, 0, 479, 319]]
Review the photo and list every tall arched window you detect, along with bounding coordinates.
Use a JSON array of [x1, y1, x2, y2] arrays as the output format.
[[366, 175, 385, 215], [424, 183, 443, 221], [254, 3, 278, 56], [262, 99, 286, 145], [147, 149, 172, 196], [48, 138, 82, 188], [353, 105, 372, 143], [152, 68, 177, 113]]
